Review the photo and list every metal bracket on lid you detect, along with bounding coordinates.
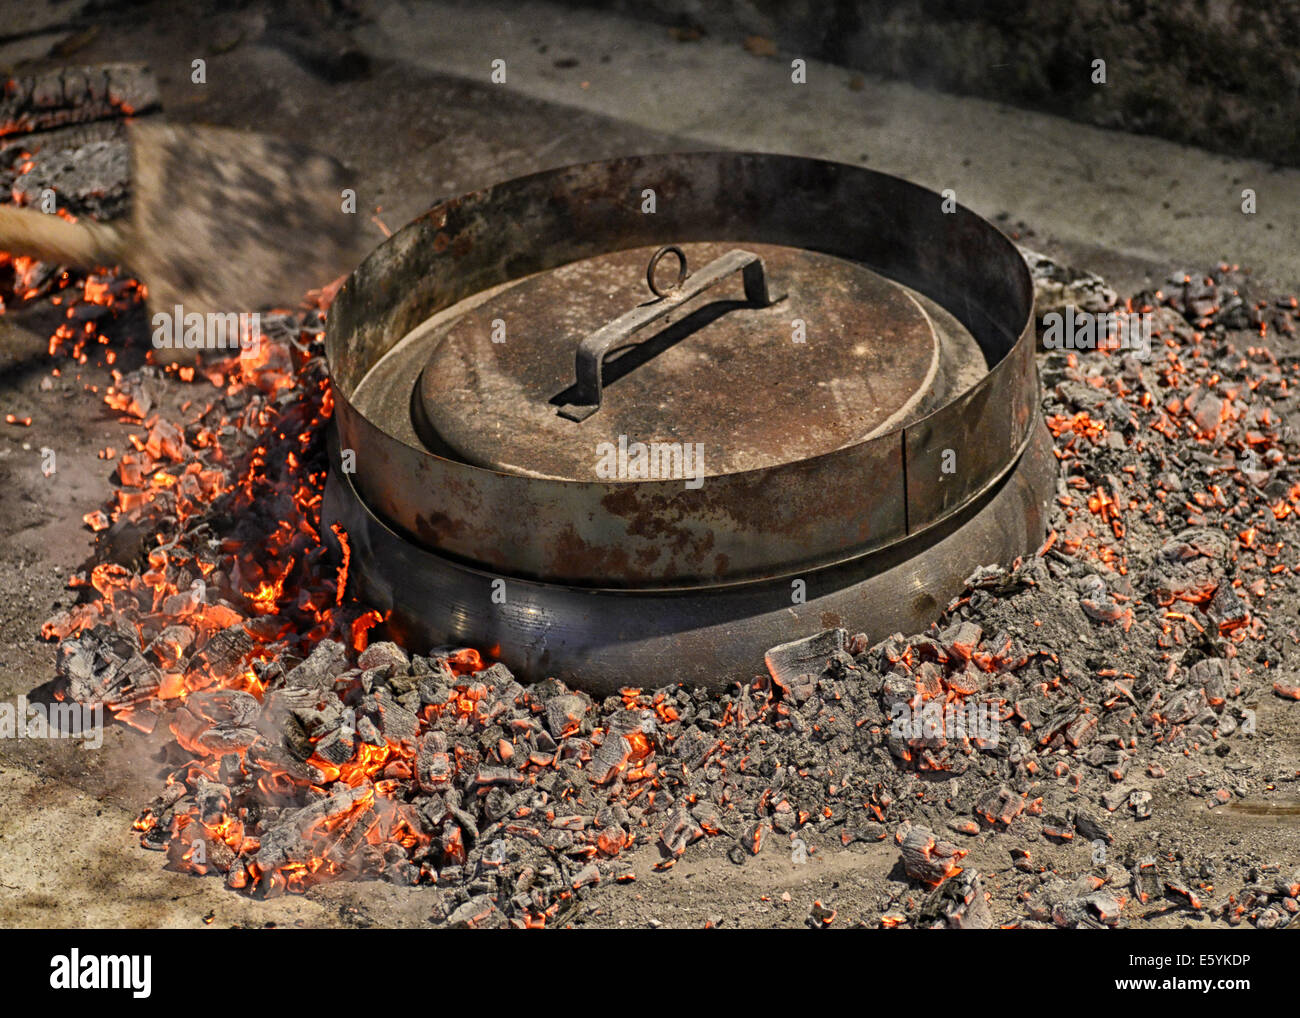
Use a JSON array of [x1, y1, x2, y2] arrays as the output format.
[[556, 245, 786, 422]]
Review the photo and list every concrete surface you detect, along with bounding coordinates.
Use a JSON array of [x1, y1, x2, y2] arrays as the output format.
[[355, 0, 1300, 294]]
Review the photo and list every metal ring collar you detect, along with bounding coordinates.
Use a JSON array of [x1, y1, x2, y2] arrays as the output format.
[[325, 152, 1037, 588], [646, 244, 688, 297]]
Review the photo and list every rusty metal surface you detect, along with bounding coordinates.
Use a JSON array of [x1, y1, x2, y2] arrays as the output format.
[[415, 241, 940, 479], [557, 245, 787, 422], [322, 419, 1056, 693], [326, 152, 1037, 587]]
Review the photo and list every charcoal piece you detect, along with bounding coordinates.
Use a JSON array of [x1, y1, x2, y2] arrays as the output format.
[[1072, 810, 1111, 844], [922, 870, 992, 929], [1145, 528, 1229, 604], [589, 733, 632, 785], [446, 894, 502, 929], [764, 629, 846, 690], [371, 689, 418, 742], [0, 64, 161, 139], [10, 138, 130, 220], [356, 715, 384, 746], [1041, 814, 1074, 841], [1083, 745, 1126, 768], [283, 639, 348, 690], [975, 785, 1023, 826], [1186, 657, 1230, 689], [1207, 583, 1249, 633], [313, 726, 356, 765], [880, 670, 915, 711], [253, 786, 369, 871], [417, 670, 453, 706], [262, 685, 318, 725], [56, 626, 162, 708], [196, 725, 259, 755], [940, 621, 982, 661], [842, 812, 887, 845], [545, 694, 586, 738], [474, 661, 517, 690], [357, 640, 409, 674], [187, 689, 261, 726], [900, 825, 967, 886], [189, 624, 253, 681], [473, 766, 523, 789], [416, 735, 452, 792], [572, 863, 601, 889], [1015, 697, 1049, 729], [659, 809, 704, 858]]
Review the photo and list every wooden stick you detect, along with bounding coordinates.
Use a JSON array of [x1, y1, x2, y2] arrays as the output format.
[[0, 204, 124, 268]]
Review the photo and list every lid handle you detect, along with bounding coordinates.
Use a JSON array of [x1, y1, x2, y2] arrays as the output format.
[[555, 246, 786, 422]]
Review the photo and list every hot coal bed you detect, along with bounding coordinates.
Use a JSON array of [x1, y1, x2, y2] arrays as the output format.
[[7, 64, 1300, 931]]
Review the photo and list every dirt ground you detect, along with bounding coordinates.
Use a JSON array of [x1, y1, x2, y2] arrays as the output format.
[[2, 0, 1299, 929]]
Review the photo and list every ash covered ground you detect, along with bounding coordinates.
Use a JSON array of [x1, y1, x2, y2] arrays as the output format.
[[17, 248, 1300, 929]]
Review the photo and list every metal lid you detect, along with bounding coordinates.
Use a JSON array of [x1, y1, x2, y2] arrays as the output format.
[[415, 241, 941, 480]]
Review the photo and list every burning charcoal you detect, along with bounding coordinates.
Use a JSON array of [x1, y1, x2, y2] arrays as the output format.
[[742, 821, 768, 856], [963, 564, 1010, 591], [1207, 583, 1249, 635], [417, 733, 452, 791], [975, 785, 1023, 826], [253, 785, 370, 874], [446, 895, 505, 929], [473, 766, 523, 789], [188, 689, 261, 726], [590, 733, 633, 785], [370, 689, 418, 742], [196, 725, 259, 755], [921, 870, 992, 929], [764, 628, 846, 690], [357, 640, 409, 675], [147, 624, 194, 663], [838, 811, 887, 846], [263, 684, 317, 724], [1128, 858, 1161, 904], [417, 667, 453, 706], [0, 64, 160, 137], [1273, 681, 1300, 701], [940, 620, 982, 662], [313, 726, 356, 765], [355, 715, 384, 746], [572, 863, 601, 889], [1086, 890, 1124, 926], [283, 639, 348, 690], [660, 811, 712, 858], [1129, 790, 1153, 820], [1146, 528, 1229, 605], [475, 661, 518, 692], [899, 825, 967, 886], [545, 694, 586, 738], [1041, 813, 1074, 842], [11, 134, 133, 220]]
